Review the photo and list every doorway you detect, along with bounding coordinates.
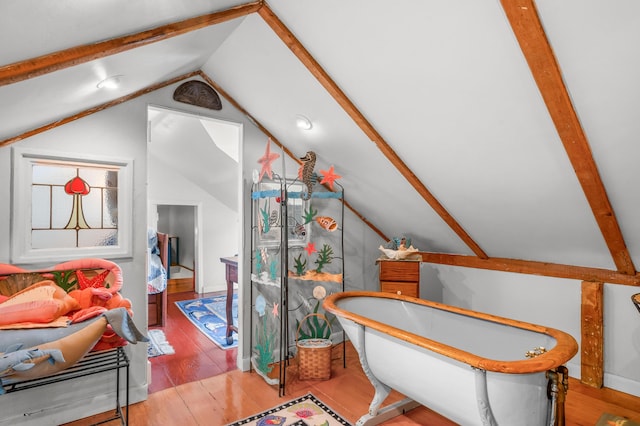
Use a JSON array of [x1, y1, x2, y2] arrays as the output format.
[[146, 105, 242, 391], [157, 204, 196, 293]]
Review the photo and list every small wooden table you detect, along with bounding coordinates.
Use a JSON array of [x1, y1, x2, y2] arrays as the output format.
[[220, 256, 238, 345]]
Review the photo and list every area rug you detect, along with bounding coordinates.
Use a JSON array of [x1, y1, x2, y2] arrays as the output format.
[[596, 413, 640, 426], [226, 393, 351, 426], [147, 329, 175, 358], [175, 293, 238, 349]]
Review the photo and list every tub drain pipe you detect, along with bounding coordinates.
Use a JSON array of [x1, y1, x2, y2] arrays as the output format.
[[473, 367, 498, 426], [547, 366, 569, 426], [546, 369, 559, 426], [557, 366, 568, 426]]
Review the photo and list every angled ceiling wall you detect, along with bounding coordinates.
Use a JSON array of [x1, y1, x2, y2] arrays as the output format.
[[1, 0, 639, 284]]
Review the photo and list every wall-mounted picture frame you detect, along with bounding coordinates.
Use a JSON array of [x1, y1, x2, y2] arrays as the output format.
[[254, 180, 310, 248], [11, 147, 133, 263]]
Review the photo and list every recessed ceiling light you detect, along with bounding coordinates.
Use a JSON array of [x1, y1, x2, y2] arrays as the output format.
[[295, 114, 313, 131], [97, 75, 124, 90]]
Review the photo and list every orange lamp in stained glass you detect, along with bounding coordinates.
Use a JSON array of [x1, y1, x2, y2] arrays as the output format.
[[64, 175, 91, 230]]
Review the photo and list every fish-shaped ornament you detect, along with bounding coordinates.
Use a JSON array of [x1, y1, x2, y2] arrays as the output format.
[[316, 216, 338, 232], [293, 224, 306, 237]]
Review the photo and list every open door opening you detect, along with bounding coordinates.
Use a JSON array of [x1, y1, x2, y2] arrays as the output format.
[[146, 105, 242, 392]]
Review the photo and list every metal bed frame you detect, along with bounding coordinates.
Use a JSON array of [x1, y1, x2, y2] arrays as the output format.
[[4, 346, 130, 425]]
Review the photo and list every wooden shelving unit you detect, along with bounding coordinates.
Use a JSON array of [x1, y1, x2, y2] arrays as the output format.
[[250, 175, 344, 396]]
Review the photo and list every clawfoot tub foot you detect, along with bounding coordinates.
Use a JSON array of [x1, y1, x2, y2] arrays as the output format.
[[368, 381, 391, 416], [356, 398, 421, 426], [351, 324, 388, 415], [351, 324, 421, 425]]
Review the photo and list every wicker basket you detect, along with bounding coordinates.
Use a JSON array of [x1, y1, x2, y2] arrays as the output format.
[[296, 313, 332, 380]]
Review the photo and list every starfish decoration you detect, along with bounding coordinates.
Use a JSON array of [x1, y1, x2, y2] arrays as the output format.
[[319, 166, 341, 190], [304, 242, 317, 256], [272, 302, 279, 317], [76, 269, 111, 290], [303, 206, 318, 224], [257, 138, 280, 181]]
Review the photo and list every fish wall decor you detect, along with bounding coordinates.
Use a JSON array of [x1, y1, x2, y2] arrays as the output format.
[[316, 216, 338, 232]]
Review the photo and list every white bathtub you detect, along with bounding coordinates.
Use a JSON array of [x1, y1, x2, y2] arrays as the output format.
[[323, 291, 578, 426]]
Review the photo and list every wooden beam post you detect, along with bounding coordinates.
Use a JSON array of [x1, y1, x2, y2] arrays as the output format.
[[581, 281, 604, 388]]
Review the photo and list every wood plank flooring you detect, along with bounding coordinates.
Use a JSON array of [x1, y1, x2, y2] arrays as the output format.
[[64, 290, 640, 426], [148, 290, 237, 393]]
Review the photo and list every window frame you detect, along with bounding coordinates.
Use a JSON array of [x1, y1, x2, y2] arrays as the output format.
[[11, 147, 133, 263]]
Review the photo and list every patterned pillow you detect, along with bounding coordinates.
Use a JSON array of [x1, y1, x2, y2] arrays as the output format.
[[0, 280, 80, 326]]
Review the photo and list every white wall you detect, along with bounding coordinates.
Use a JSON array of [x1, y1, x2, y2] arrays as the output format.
[[0, 96, 149, 425], [425, 264, 640, 397]]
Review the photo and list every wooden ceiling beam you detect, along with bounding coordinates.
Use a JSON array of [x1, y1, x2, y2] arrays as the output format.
[[500, 0, 635, 275], [258, 4, 488, 259], [421, 252, 640, 286], [0, 1, 261, 87]]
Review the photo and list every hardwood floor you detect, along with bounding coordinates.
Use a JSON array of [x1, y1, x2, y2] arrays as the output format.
[[148, 290, 237, 393], [64, 291, 640, 426]]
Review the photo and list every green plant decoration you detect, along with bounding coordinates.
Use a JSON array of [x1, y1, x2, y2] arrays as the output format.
[[293, 254, 307, 276], [314, 244, 334, 273], [260, 201, 270, 234], [269, 259, 278, 281], [302, 206, 318, 224], [255, 249, 263, 274], [254, 318, 275, 374], [296, 300, 334, 340], [50, 270, 78, 293]]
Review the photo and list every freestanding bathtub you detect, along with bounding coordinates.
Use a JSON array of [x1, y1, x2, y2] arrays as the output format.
[[323, 291, 578, 426]]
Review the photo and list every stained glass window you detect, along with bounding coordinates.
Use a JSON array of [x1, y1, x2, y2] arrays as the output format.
[[11, 147, 133, 263], [31, 161, 119, 249]]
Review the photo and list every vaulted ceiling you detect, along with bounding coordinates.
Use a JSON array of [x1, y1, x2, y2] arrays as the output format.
[[1, 0, 639, 285]]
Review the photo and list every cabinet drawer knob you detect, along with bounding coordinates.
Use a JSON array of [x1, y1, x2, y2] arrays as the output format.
[[396, 290, 402, 295]]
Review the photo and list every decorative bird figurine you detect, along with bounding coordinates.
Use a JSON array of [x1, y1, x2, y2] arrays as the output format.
[[298, 151, 316, 200]]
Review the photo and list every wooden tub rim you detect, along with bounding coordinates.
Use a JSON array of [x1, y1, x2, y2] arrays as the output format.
[[323, 291, 578, 374]]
